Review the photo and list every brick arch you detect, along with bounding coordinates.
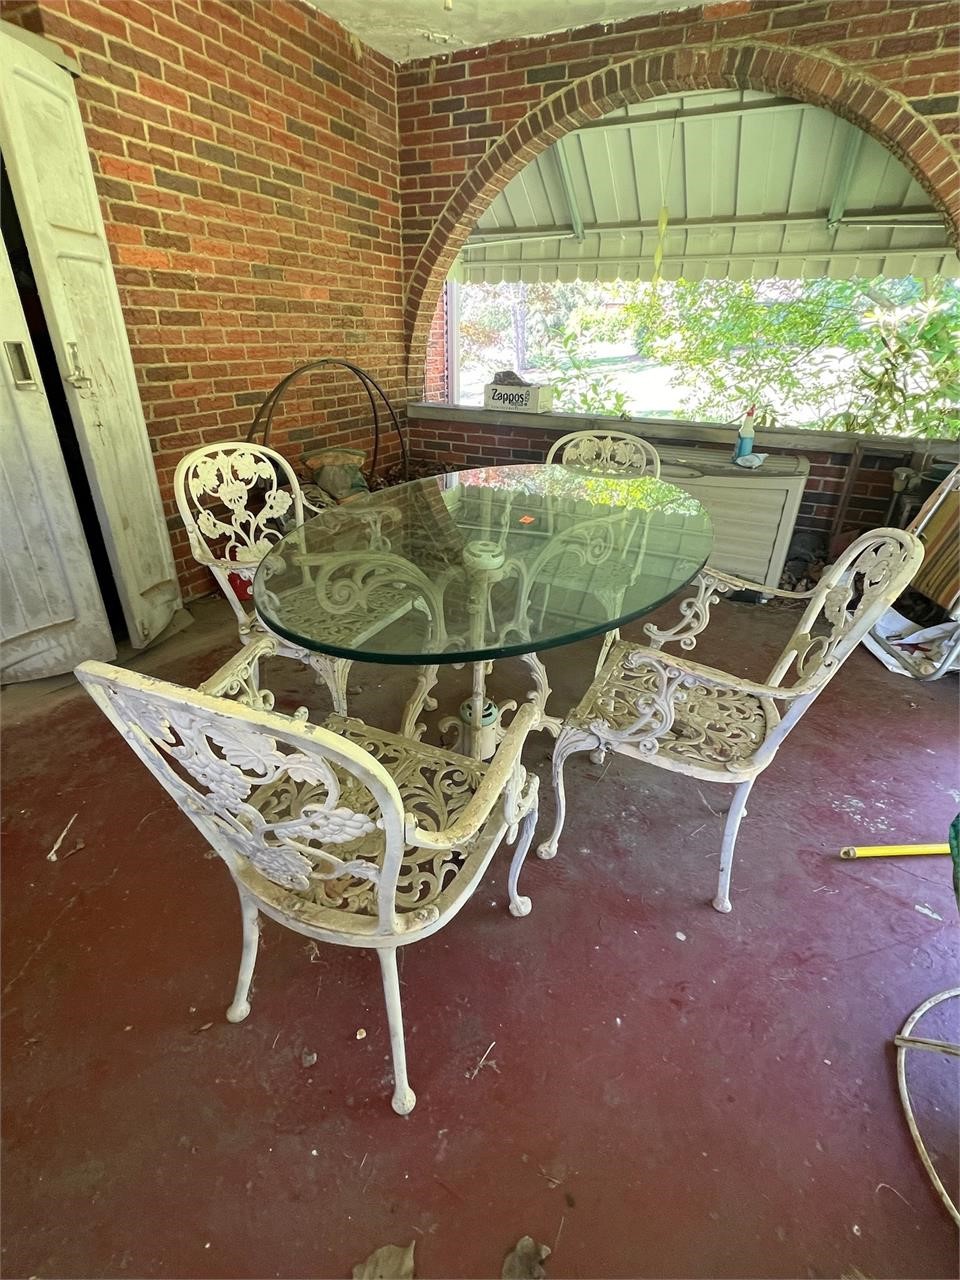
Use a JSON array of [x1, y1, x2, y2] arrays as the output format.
[[406, 40, 960, 388]]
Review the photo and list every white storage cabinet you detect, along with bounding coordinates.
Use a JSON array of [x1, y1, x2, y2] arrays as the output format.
[[658, 447, 810, 589]]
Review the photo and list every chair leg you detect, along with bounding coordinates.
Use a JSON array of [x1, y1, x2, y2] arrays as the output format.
[[508, 803, 539, 917], [537, 728, 591, 860], [310, 654, 351, 715], [595, 627, 619, 677], [226, 889, 260, 1023], [377, 948, 416, 1116], [713, 779, 755, 914], [591, 632, 619, 761]]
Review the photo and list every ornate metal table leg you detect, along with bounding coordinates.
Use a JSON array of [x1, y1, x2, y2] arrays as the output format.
[[453, 541, 511, 761], [518, 651, 563, 739], [399, 664, 439, 740], [309, 652, 351, 715], [463, 660, 502, 760]]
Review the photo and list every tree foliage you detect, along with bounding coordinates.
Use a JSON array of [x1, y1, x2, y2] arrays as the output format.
[[534, 330, 631, 417], [824, 291, 960, 437], [623, 276, 960, 437], [457, 275, 960, 438]]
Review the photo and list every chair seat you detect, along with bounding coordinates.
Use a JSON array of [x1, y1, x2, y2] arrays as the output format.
[[249, 581, 418, 650], [571, 641, 780, 779], [238, 717, 498, 933]]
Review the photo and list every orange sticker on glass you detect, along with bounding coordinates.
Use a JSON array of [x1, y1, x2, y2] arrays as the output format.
[[518, 514, 535, 525]]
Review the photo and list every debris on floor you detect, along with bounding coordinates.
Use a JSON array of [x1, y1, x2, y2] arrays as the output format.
[[351, 1240, 415, 1279], [466, 1040, 496, 1079], [45, 813, 78, 862], [502, 1236, 550, 1278], [913, 904, 944, 921]]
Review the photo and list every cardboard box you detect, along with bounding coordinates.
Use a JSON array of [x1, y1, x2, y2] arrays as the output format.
[[483, 382, 554, 413]]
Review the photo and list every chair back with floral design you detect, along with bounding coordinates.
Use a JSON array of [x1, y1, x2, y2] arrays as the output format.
[[762, 528, 923, 728], [76, 662, 412, 938], [546, 430, 661, 477], [175, 443, 305, 621]]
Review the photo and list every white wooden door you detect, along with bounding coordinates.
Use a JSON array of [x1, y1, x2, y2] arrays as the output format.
[[0, 239, 116, 681], [0, 26, 180, 647]]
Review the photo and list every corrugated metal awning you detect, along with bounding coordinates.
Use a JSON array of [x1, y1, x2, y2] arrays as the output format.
[[462, 90, 959, 283]]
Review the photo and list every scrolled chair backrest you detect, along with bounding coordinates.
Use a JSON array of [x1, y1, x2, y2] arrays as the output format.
[[767, 527, 924, 697], [174, 442, 305, 570], [546, 430, 661, 478], [75, 662, 411, 936]]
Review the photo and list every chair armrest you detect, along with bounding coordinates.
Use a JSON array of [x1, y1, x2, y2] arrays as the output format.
[[707, 567, 815, 600], [405, 703, 539, 849], [621, 646, 808, 703], [199, 636, 279, 707], [643, 566, 814, 653]]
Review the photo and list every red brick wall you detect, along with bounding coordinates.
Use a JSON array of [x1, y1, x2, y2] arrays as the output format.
[[5, 0, 958, 596], [398, 0, 960, 382], [6, 0, 404, 599], [423, 290, 447, 401], [407, 413, 914, 541]]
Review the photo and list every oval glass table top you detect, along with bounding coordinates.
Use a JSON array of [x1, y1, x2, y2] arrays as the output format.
[[254, 463, 713, 665]]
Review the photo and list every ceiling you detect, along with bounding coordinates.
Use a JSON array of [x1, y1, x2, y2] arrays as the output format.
[[462, 89, 959, 284], [309, 0, 694, 63]]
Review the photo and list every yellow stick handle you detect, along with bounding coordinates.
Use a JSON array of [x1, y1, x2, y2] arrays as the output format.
[[840, 843, 950, 859]]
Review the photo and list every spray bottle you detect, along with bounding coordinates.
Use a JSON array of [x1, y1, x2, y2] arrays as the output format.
[[733, 405, 756, 462]]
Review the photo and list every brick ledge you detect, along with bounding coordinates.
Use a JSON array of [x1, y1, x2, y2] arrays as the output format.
[[408, 402, 959, 460]]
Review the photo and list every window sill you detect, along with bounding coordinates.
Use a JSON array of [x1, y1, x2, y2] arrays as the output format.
[[408, 402, 960, 459]]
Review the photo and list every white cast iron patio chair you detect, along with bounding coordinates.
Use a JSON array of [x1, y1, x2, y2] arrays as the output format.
[[75, 636, 540, 1115], [536, 528, 923, 914], [546, 430, 662, 672], [546, 429, 662, 477], [175, 442, 353, 713]]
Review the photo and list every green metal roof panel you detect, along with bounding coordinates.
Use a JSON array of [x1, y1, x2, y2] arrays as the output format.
[[464, 90, 959, 283]]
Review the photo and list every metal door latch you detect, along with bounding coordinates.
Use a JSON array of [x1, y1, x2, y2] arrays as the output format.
[[64, 341, 92, 389]]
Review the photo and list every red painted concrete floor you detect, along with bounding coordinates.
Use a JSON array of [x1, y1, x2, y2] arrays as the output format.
[[2, 597, 958, 1280]]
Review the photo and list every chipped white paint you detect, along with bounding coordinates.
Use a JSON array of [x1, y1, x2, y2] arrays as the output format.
[[76, 637, 540, 1115], [0, 27, 179, 648], [0, 236, 115, 681], [538, 529, 924, 913]]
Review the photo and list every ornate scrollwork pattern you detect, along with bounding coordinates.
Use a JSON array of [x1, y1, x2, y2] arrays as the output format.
[[182, 447, 296, 564], [94, 676, 501, 922], [102, 681, 376, 893], [399, 665, 440, 741], [299, 552, 448, 644], [312, 716, 487, 914], [549, 431, 661, 477], [643, 570, 733, 651], [574, 650, 691, 757], [199, 639, 277, 711], [571, 644, 771, 766], [779, 533, 922, 689]]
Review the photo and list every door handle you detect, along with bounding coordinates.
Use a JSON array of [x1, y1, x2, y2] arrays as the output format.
[[64, 341, 92, 389], [4, 340, 37, 389]]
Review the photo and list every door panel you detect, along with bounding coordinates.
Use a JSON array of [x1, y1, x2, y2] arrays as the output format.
[[0, 28, 181, 646], [0, 241, 115, 681]]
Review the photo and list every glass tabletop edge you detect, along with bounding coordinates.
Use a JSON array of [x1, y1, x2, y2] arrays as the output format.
[[253, 551, 711, 667]]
